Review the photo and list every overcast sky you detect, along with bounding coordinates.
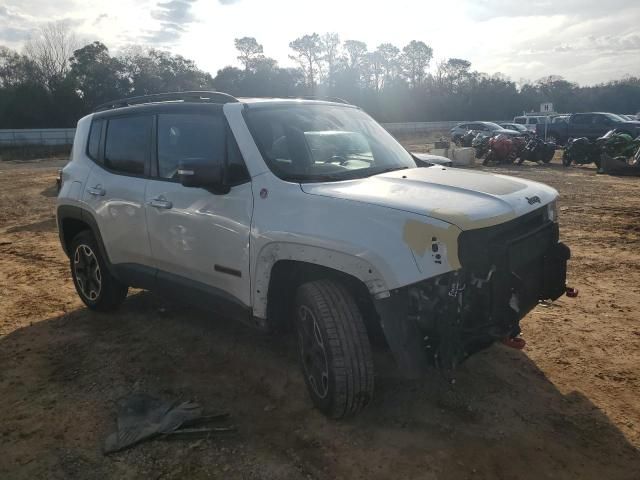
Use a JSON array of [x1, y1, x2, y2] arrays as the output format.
[[1, 0, 639, 85]]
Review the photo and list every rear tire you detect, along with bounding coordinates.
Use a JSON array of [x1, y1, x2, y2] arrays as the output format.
[[70, 231, 128, 312], [295, 280, 374, 418]]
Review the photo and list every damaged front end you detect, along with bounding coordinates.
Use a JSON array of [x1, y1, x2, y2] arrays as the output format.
[[374, 206, 570, 377]]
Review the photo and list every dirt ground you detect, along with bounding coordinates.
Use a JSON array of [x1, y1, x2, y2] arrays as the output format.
[[0, 151, 639, 479]]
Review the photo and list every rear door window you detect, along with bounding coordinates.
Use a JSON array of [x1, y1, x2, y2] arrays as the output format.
[[514, 117, 526, 124], [104, 116, 152, 175]]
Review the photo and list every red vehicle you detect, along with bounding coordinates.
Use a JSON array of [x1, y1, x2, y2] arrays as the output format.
[[483, 134, 516, 165]]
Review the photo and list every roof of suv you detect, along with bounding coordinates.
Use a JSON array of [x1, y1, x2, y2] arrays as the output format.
[[93, 91, 354, 113]]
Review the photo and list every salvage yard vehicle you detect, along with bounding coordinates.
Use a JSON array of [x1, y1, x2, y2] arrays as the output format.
[[483, 134, 517, 165], [57, 91, 570, 418], [513, 115, 548, 133], [449, 121, 519, 144], [498, 123, 533, 137], [472, 132, 491, 159], [518, 137, 556, 165], [562, 137, 601, 167], [539, 112, 640, 146]]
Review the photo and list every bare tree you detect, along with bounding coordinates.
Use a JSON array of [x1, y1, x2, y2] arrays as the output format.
[[234, 37, 264, 72], [320, 33, 340, 88], [366, 51, 383, 92], [289, 33, 322, 91], [24, 21, 79, 88]]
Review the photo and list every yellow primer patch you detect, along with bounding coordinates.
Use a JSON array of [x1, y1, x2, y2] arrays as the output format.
[[429, 209, 517, 230], [403, 220, 462, 270]]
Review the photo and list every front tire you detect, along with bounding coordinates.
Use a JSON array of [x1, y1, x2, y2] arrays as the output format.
[[295, 280, 374, 418], [70, 231, 128, 312]]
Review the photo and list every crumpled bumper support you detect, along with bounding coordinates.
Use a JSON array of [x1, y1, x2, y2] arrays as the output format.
[[374, 238, 570, 378]]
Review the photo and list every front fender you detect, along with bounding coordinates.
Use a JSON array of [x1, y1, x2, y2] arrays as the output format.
[[252, 242, 390, 319]]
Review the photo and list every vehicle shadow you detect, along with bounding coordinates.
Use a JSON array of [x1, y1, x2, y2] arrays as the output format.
[[0, 291, 638, 480]]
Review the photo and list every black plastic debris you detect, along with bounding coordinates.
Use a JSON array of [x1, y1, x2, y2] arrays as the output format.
[[103, 393, 234, 454]]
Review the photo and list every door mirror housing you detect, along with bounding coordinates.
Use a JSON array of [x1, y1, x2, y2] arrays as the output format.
[[178, 158, 230, 194]]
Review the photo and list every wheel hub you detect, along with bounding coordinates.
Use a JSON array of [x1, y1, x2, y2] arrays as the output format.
[[297, 305, 329, 399], [73, 244, 102, 301]]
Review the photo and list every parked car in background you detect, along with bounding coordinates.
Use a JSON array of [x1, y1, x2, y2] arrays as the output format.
[[513, 116, 548, 133], [538, 112, 640, 145], [450, 121, 520, 143], [499, 123, 533, 137]]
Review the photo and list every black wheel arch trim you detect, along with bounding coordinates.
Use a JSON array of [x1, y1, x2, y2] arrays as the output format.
[[57, 205, 112, 270]]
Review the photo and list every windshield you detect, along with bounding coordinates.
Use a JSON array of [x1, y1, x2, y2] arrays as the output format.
[[484, 122, 503, 130], [245, 104, 416, 182]]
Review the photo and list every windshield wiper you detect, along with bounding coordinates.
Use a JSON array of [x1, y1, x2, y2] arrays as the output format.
[[284, 166, 410, 183], [283, 173, 347, 183]]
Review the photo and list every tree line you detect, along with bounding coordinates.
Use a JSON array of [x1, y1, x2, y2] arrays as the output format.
[[1, 23, 639, 129]]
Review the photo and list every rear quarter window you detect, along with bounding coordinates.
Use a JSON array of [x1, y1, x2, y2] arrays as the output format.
[[87, 119, 103, 161]]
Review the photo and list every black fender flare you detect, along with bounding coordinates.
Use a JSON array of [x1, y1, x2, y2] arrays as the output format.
[[56, 205, 112, 268]]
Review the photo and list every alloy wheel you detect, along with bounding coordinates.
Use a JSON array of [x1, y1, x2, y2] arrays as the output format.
[[73, 244, 102, 301], [297, 305, 330, 399]]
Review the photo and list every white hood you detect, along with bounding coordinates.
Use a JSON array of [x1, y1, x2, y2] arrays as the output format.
[[301, 166, 557, 230]]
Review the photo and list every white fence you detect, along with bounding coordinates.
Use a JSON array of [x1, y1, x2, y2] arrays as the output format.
[[0, 128, 76, 147], [382, 121, 508, 134], [382, 121, 462, 134], [0, 121, 510, 147]]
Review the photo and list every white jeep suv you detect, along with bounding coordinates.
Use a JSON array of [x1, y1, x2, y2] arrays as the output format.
[[57, 92, 570, 418]]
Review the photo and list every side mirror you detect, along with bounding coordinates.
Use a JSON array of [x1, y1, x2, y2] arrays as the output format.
[[178, 158, 230, 194]]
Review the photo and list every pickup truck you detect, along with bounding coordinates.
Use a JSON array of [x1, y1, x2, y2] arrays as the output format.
[[538, 112, 640, 145]]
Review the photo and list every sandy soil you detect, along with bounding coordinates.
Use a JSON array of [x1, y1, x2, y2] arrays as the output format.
[[0, 152, 639, 479]]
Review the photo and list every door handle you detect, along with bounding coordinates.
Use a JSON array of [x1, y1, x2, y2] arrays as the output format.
[[87, 185, 105, 196], [147, 198, 173, 209]]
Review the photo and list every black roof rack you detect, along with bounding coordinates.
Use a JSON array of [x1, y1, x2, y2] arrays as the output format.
[[295, 95, 350, 104], [94, 91, 239, 112]]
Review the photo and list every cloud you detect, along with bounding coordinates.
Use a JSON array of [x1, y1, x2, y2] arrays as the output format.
[[0, 5, 34, 43], [148, 0, 197, 44], [218, 0, 241, 4], [93, 13, 109, 26], [151, 0, 197, 23], [465, 0, 636, 21]]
